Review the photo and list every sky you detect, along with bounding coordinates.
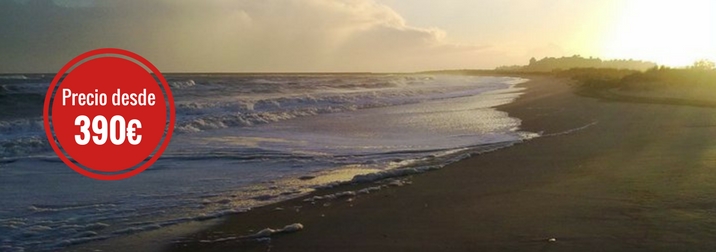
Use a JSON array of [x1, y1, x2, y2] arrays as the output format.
[[0, 0, 714, 73]]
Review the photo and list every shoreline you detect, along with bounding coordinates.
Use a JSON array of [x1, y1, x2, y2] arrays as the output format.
[[65, 75, 548, 252], [64, 75, 535, 252], [163, 76, 594, 252], [76, 74, 716, 251], [69, 76, 585, 252]]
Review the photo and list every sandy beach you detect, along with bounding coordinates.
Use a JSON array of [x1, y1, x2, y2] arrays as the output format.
[[74, 75, 716, 251]]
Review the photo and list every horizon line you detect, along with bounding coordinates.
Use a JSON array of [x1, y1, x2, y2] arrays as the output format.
[[0, 69, 497, 75]]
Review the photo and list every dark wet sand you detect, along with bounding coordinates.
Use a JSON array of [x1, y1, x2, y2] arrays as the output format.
[[82, 76, 716, 251]]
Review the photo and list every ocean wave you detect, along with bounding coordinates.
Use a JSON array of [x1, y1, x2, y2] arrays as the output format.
[[0, 75, 28, 80], [0, 137, 51, 158], [0, 82, 50, 94], [0, 118, 44, 135], [168, 79, 196, 89], [175, 107, 351, 133], [28, 203, 117, 213], [0, 118, 49, 158], [171, 77, 513, 133], [0, 75, 522, 158]]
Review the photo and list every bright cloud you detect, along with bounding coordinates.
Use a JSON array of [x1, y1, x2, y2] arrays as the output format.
[[0, 0, 505, 72]]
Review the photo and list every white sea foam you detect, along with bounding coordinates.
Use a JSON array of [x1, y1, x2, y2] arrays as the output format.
[[252, 223, 304, 238]]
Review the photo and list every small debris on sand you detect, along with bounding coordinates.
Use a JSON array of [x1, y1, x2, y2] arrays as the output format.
[[253, 223, 304, 238]]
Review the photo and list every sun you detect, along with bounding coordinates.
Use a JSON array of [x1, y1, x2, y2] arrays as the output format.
[[601, 0, 716, 67]]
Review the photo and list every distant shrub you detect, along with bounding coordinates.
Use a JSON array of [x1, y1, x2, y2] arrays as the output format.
[[496, 55, 657, 72], [566, 66, 716, 91]]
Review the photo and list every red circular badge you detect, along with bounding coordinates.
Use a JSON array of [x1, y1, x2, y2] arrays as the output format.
[[43, 48, 175, 180]]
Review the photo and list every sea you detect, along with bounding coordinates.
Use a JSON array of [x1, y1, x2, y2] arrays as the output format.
[[0, 73, 536, 251]]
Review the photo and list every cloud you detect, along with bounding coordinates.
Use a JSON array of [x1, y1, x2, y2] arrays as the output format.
[[0, 0, 500, 72]]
